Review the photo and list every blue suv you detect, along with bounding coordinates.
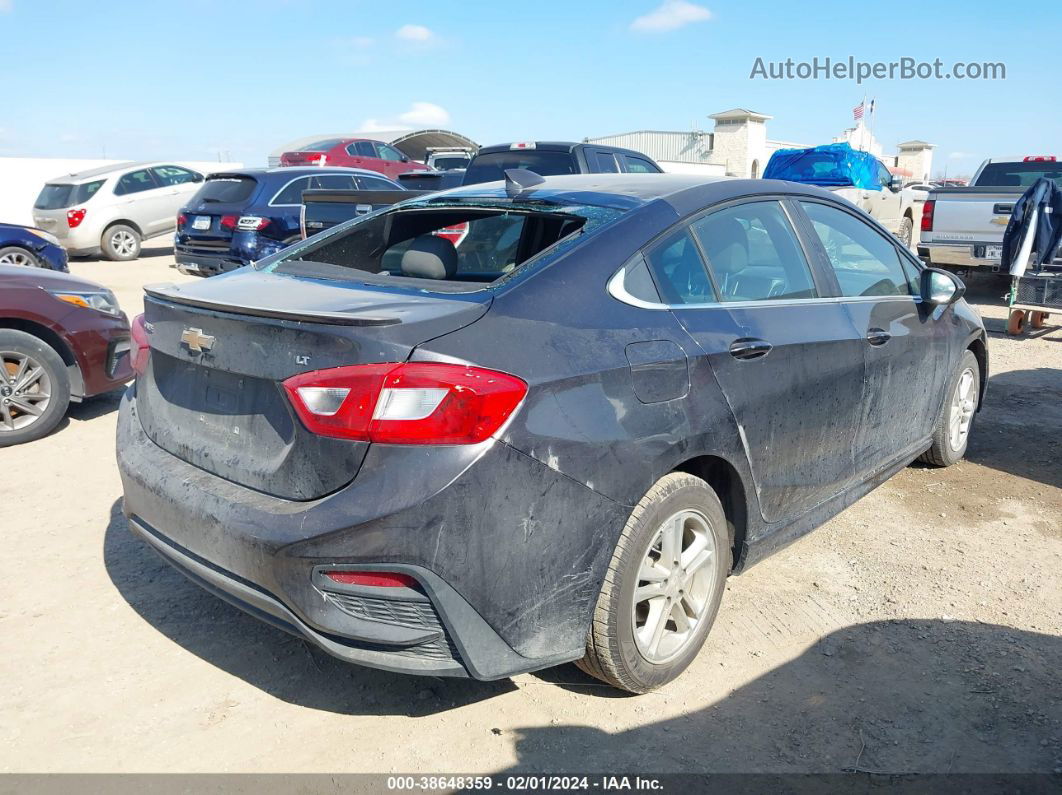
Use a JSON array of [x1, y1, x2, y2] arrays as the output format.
[[174, 167, 402, 276]]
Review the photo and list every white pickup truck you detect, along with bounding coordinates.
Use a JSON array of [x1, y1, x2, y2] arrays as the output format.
[[918, 156, 1062, 273]]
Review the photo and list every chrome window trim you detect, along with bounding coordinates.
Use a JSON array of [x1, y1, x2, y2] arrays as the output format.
[[269, 174, 357, 207]]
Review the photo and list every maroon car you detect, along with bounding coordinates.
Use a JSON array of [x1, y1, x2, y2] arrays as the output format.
[[0, 264, 132, 446]]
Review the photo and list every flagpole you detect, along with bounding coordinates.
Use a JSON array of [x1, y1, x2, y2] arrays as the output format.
[[859, 94, 866, 151]]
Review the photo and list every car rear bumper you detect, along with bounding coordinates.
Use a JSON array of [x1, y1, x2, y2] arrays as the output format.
[[64, 314, 132, 398], [116, 389, 623, 679], [920, 242, 1003, 270], [174, 249, 244, 277]]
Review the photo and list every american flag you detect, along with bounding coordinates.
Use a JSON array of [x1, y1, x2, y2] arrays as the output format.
[[853, 101, 865, 121]]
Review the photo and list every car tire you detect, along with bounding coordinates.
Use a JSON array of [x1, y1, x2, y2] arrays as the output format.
[[101, 224, 141, 261], [918, 349, 979, 467], [0, 246, 41, 268], [576, 472, 730, 693], [897, 216, 914, 249], [0, 329, 71, 447]]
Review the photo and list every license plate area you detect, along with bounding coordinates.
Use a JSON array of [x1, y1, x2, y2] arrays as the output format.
[[192, 215, 211, 230], [984, 244, 1002, 261]]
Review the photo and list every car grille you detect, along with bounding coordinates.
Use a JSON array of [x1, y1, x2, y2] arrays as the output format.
[[324, 592, 461, 662]]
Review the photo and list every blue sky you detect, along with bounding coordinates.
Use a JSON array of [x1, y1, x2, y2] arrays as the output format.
[[0, 0, 1056, 177]]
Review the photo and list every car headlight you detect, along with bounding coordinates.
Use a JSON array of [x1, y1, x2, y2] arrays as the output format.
[[27, 228, 61, 247], [46, 289, 122, 316]]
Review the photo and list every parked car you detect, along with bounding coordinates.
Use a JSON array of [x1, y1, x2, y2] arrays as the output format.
[[0, 222, 69, 271], [32, 162, 204, 261], [462, 141, 662, 185], [919, 155, 1062, 273], [426, 149, 473, 171], [174, 167, 402, 277], [763, 143, 919, 248], [1, 265, 131, 446], [117, 174, 986, 693], [278, 138, 432, 180], [396, 170, 465, 191], [301, 185, 423, 237]]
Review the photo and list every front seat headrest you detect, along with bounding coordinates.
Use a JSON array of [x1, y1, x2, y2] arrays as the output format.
[[701, 217, 749, 275], [400, 234, 458, 280]]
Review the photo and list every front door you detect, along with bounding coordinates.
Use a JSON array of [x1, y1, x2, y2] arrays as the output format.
[[798, 199, 950, 464], [647, 199, 868, 523]]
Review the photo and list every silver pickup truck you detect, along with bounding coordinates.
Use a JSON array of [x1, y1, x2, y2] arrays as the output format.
[[919, 156, 1062, 272]]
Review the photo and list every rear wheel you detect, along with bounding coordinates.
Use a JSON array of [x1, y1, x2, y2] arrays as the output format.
[[0, 246, 41, 268], [0, 330, 71, 447], [897, 215, 914, 249], [577, 473, 730, 693], [919, 349, 979, 467], [101, 224, 141, 261]]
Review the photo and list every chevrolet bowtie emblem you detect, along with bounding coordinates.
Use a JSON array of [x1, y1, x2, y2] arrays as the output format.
[[180, 327, 216, 353]]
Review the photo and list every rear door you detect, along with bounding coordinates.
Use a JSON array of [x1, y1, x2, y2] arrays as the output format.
[[651, 199, 867, 523], [114, 168, 171, 235], [343, 140, 382, 173], [588, 149, 621, 173], [797, 199, 949, 464], [375, 142, 413, 178]]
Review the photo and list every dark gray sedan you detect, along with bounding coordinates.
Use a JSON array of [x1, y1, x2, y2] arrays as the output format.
[[117, 173, 986, 693]]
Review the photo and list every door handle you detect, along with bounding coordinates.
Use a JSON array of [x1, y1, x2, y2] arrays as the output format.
[[729, 338, 772, 360], [867, 328, 891, 346]]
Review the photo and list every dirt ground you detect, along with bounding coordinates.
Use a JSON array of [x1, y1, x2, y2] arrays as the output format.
[[1, 248, 1059, 775]]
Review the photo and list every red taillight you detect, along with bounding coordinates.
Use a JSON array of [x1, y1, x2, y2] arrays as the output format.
[[130, 314, 151, 375], [323, 571, 419, 588], [434, 222, 469, 247], [921, 199, 935, 232], [1023, 155, 1056, 162], [282, 362, 528, 445], [177, 213, 187, 227], [67, 208, 86, 228], [220, 214, 238, 230]]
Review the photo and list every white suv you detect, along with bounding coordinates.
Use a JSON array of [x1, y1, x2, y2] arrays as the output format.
[[32, 162, 204, 261]]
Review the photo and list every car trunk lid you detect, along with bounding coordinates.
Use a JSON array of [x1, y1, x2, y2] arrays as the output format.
[[136, 270, 491, 500]]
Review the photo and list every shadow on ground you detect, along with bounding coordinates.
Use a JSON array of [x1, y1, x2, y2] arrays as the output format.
[[71, 245, 173, 263], [102, 499, 516, 717], [965, 368, 1062, 490], [506, 620, 1062, 774]]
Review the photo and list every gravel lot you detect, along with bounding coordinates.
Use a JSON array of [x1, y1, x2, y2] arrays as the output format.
[[1, 248, 1059, 774]]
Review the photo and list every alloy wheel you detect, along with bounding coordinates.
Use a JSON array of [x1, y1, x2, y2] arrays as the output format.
[[0, 250, 35, 267], [631, 509, 718, 664], [0, 352, 52, 432], [111, 230, 137, 258], [948, 367, 976, 451]]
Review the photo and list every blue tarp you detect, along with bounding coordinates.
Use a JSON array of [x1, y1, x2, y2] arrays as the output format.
[[763, 142, 882, 190]]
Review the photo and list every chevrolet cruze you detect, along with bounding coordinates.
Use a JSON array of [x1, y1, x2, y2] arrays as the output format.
[[117, 173, 986, 692]]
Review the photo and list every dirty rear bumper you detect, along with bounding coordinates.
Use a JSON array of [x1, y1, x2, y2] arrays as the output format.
[[116, 389, 626, 680]]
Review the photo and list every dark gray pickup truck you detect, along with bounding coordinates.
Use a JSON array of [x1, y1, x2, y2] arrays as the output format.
[[300, 141, 662, 237]]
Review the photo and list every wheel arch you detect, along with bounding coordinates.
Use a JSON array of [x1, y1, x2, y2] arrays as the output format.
[[671, 454, 749, 572], [0, 318, 84, 397], [966, 334, 988, 409], [102, 219, 144, 238]]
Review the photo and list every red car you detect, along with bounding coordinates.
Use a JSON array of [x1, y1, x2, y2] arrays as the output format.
[[0, 265, 132, 446], [279, 137, 432, 180]]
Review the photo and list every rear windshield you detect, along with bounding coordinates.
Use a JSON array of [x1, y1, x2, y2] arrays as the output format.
[[189, 176, 258, 204], [463, 151, 578, 185], [296, 139, 344, 152], [34, 180, 105, 210], [432, 156, 471, 170], [264, 202, 622, 288], [975, 161, 1062, 188]]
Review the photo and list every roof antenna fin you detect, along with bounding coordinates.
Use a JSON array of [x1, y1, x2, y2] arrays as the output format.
[[504, 168, 545, 195]]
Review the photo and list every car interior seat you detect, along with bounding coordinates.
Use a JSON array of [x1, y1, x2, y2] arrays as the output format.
[[400, 234, 458, 279]]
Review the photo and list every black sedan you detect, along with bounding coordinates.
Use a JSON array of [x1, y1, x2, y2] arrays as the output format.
[[117, 173, 986, 693]]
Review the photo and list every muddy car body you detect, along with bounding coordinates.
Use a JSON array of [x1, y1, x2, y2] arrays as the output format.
[[117, 174, 986, 691]]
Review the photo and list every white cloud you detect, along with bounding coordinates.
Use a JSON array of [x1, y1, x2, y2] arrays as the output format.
[[398, 101, 450, 126], [948, 151, 975, 160], [357, 118, 397, 133], [0, 0, 12, 12], [630, 0, 711, 32], [396, 24, 434, 42]]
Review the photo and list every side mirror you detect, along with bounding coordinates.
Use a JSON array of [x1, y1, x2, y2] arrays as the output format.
[[400, 156, 409, 163], [921, 267, 965, 306], [889, 176, 903, 191]]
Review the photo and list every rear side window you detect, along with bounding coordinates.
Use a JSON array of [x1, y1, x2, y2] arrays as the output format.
[[801, 201, 915, 297], [692, 201, 818, 302], [297, 139, 343, 152], [464, 151, 578, 184], [349, 141, 377, 157], [593, 151, 620, 173], [114, 169, 158, 196], [645, 229, 714, 304], [34, 180, 105, 209], [310, 174, 357, 190], [271, 177, 311, 205], [152, 165, 201, 186], [624, 156, 659, 173], [356, 175, 400, 190], [190, 176, 258, 204]]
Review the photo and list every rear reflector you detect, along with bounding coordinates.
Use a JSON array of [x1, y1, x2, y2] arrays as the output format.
[[921, 199, 935, 232], [282, 362, 527, 444], [323, 571, 419, 588], [130, 314, 151, 375]]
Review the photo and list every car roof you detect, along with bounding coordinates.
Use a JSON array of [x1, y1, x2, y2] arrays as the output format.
[[214, 166, 393, 179], [432, 173, 839, 215], [46, 161, 181, 183], [476, 141, 650, 157]]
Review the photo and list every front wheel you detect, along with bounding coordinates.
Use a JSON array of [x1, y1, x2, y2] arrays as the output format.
[[0, 246, 41, 268], [0, 330, 71, 447], [101, 224, 141, 261], [577, 473, 730, 693], [919, 349, 979, 467]]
